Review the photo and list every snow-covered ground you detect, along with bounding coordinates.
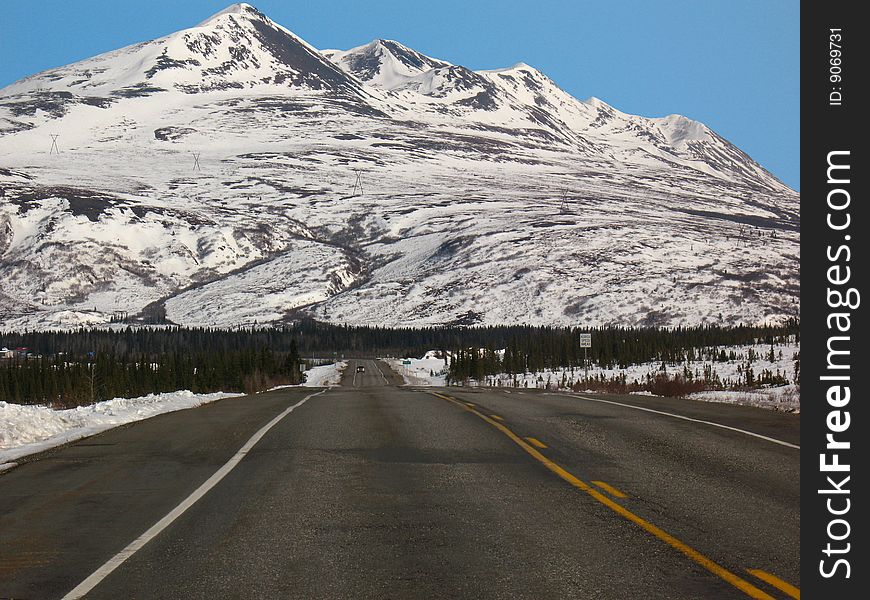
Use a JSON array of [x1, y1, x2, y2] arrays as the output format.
[[686, 385, 799, 412], [301, 361, 346, 387], [0, 390, 244, 470], [392, 342, 800, 411], [479, 342, 798, 389]]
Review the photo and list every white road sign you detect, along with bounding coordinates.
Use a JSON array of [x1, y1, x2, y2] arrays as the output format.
[[579, 333, 592, 348]]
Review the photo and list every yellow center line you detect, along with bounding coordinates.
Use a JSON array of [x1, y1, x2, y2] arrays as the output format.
[[465, 402, 475, 407], [747, 569, 800, 599], [525, 437, 548, 449], [490, 414, 505, 421], [430, 392, 776, 600], [591, 480, 629, 499]]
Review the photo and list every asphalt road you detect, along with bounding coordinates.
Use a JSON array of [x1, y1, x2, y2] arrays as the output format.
[[0, 359, 799, 599]]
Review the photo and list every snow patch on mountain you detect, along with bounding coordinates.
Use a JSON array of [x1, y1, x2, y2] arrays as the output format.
[[164, 240, 363, 327]]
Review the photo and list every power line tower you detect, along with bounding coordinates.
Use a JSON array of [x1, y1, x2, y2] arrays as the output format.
[[192, 152, 201, 172], [351, 170, 364, 196], [559, 187, 570, 214], [49, 134, 60, 155]]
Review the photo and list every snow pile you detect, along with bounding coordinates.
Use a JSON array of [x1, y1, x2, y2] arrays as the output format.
[[385, 351, 449, 386], [0, 390, 244, 467], [302, 361, 346, 387]]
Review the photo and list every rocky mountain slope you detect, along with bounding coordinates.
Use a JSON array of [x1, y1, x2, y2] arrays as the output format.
[[0, 3, 799, 330]]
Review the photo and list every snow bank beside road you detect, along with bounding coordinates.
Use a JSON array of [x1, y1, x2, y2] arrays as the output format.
[[0, 390, 244, 468], [303, 361, 347, 387], [384, 351, 448, 386]]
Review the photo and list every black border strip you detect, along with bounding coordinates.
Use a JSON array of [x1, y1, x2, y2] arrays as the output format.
[[801, 3, 866, 596]]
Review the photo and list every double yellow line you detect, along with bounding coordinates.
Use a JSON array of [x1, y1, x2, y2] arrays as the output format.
[[430, 391, 795, 600]]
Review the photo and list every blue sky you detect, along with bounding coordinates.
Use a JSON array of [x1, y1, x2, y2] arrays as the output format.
[[1, 1, 799, 190]]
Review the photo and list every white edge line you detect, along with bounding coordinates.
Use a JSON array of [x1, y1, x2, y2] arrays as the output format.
[[62, 389, 327, 600], [562, 394, 799, 450]]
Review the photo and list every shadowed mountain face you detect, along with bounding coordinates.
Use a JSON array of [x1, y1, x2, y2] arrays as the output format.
[[0, 3, 798, 330]]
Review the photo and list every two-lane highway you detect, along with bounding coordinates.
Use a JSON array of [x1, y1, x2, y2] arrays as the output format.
[[342, 359, 403, 387], [0, 360, 799, 599]]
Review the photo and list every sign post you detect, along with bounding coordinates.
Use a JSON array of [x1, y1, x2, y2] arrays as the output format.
[[579, 333, 592, 380]]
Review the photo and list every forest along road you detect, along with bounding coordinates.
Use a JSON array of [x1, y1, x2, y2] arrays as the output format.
[[0, 360, 799, 600]]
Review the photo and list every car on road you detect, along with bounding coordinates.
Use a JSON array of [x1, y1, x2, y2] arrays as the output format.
[[356, 365, 365, 373]]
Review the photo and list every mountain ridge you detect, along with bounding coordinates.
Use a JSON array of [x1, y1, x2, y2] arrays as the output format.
[[0, 4, 798, 330]]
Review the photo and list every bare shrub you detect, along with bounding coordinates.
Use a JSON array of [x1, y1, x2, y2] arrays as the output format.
[[647, 373, 707, 397], [243, 370, 292, 395]]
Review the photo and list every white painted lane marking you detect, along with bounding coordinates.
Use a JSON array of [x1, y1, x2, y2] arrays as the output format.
[[62, 389, 327, 600], [373, 360, 389, 385], [559, 394, 799, 450]]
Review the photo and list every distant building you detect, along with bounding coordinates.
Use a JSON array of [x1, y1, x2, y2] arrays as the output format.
[[0, 347, 34, 360]]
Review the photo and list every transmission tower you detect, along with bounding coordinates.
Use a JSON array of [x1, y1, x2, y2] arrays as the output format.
[[351, 170, 364, 196], [559, 187, 570, 214]]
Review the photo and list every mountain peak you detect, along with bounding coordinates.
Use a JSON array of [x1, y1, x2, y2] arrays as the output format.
[[0, 1, 363, 98], [654, 113, 711, 146], [478, 62, 539, 75], [509, 62, 533, 71], [326, 38, 450, 88], [196, 3, 261, 27]]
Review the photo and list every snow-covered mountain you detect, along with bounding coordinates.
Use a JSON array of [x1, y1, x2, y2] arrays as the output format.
[[0, 3, 798, 330]]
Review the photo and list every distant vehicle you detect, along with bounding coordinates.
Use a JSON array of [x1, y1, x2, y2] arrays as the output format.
[[356, 365, 365, 373]]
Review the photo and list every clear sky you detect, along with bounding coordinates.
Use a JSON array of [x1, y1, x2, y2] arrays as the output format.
[[1, 0, 799, 190]]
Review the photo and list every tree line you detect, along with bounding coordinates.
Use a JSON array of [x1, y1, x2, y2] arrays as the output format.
[[1, 319, 798, 406], [1, 343, 302, 407], [2, 318, 798, 359], [446, 320, 799, 392]]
